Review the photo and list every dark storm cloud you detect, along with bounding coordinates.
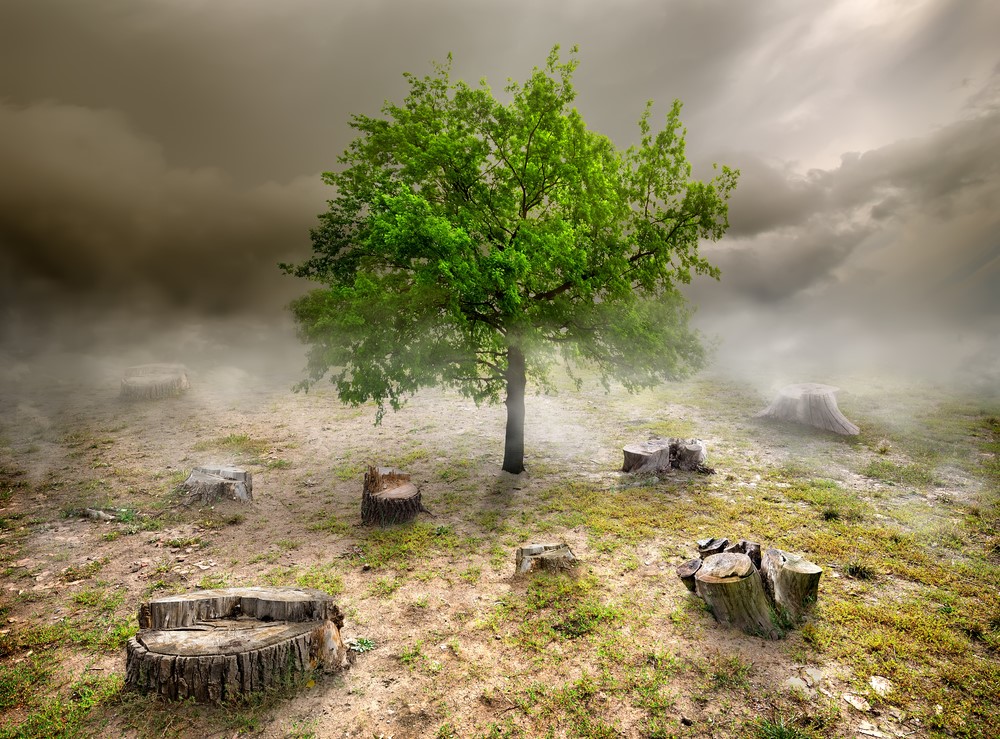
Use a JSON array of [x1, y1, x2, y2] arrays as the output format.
[[0, 0, 998, 360], [0, 99, 326, 319]]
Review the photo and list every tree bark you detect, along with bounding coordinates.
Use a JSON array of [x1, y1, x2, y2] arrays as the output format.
[[502, 344, 526, 474]]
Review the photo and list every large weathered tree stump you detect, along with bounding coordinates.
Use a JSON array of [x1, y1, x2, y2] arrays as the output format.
[[125, 587, 348, 702], [622, 438, 708, 473], [181, 466, 252, 504], [120, 364, 190, 401], [361, 466, 424, 525], [515, 543, 578, 575], [695, 553, 782, 639], [755, 383, 859, 435], [761, 548, 822, 622]]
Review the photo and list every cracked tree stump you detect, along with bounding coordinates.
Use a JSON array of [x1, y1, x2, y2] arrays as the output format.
[[515, 543, 578, 575], [761, 548, 823, 622], [181, 466, 252, 504], [755, 383, 859, 435], [361, 466, 424, 525], [622, 438, 708, 473], [694, 552, 782, 640], [125, 587, 347, 702], [120, 364, 190, 401]]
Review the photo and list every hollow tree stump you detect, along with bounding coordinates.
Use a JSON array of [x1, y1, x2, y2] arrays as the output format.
[[755, 383, 859, 435], [125, 587, 347, 702], [181, 466, 252, 504], [695, 553, 782, 639], [622, 438, 708, 473], [760, 548, 823, 623], [361, 466, 424, 525], [120, 364, 190, 401]]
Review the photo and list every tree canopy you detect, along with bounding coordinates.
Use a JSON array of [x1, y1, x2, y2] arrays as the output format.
[[282, 46, 738, 472]]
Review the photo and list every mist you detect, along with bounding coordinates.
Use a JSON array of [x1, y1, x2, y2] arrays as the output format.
[[1, 0, 998, 405]]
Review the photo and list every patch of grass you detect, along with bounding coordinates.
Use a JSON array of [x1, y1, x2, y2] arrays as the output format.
[[61, 558, 108, 582], [260, 458, 291, 470], [368, 576, 403, 599], [197, 573, 231, 589], [276, 538, 301, 551], [699, 652, 753, 691], [0, 670, 122, 739], [459, 565, 481, 584], [843, 561, 878, 580], [358, 521, 461, 568], [193, 433, 271, 457], [308, 514, 352, 535], [861, 458, 934, 487], [751, 714, 817, 739], [294, 565, 344, 595]]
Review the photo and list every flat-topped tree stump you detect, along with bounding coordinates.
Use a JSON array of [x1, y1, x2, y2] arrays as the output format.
[[181, 466, 252, 504], [361, 466, 424, 525], [761, 548, 822, 622], [695, 552, 782, 640], [622, 437, 709, 473], [126, 587, 348, 702], [121, 364, 190, 401], [515, 543, 578, 575], [755, 383, 859, 435]]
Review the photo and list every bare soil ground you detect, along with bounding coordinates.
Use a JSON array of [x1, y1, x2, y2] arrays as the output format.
[[1, 354, 998, 738]]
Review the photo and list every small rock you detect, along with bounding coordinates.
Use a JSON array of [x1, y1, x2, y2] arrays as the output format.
[[934, 704, 943, 716], [869, 675, 893, 697], [857, 721, 890, 738], [844, 693, 872, 712], [803, 667, 824, 687], [784, 677, 810, 693]]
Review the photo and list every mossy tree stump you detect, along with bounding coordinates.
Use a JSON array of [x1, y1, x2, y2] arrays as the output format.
[[125, 587, 348, 702], [361, 466, 424, 525]]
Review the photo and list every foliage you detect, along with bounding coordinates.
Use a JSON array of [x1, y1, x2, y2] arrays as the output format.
[[283, 46, 737, 467]]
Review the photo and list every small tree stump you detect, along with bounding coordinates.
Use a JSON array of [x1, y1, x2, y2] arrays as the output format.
[[676, 558, 702, 592], [760, 548, 822, 622], [181, 466, 252, 504], [515, 543, 578, 575], [695, 553, 782, 639], [126, 587, 348, 702], [121, 364, 190, 401], [622, 438, 708, 473], [361, 466, 424, 525], [724, 539, 762, 570], [697, 537, 730, 558], [755, 383, 859, 435]]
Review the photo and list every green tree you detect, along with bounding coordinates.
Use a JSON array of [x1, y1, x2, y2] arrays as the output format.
[[283, 46, 737, 473]]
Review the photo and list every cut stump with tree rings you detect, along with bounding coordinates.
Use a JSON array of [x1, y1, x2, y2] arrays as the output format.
[[120, 364, 190, 401], [695, 552, 782, 639], [126, 587, 348, 702], [361, 466, 425, 525], [755, 383, 859, 435]]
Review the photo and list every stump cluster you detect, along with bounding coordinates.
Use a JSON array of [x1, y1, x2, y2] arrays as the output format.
[[361, 466, 425, 525], [125, 587, 348, 702], [677, 536, 822, 639], [622, 438, 712, 473], [120, 364, 190, 401]]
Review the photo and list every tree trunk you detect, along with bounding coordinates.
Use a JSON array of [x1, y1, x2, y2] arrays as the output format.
[[695, 552, 782, 639], [502, 344, 526, 474]]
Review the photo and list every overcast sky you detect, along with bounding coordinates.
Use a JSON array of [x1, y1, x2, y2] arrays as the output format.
[[1, 0, 998, 377]]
